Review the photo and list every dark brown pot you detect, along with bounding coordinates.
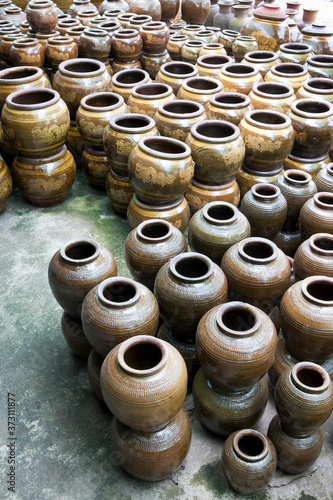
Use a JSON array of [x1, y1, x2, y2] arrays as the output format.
[[78, 27, 112, 61], [299, 192, 333, 239], [159, 0, 180, 21], [9, 37, 44, 67], [61, 312, 92, 360], [26, 0, 58, 34], [126, 0, 161, 21], [111, 28, 143, 62], [182, 0, 210, 25], [294, 233, 333, 280], [127, 82, 175, 118], [82, 145, 111, 190], [140, 21, 169, 55], [105, 168, 133, 217], [206, 92, 252, 125], [154, 99, 206, 142], [87, 349, 105, 403], [185, 178, 240, 213], [44, 35, 78, 70]]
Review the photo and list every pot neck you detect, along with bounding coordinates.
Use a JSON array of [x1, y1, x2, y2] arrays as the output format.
[[97, 277, 141, 309], [169, 252, 214, 284], [290, 362, 331, 394], [216, 301, 261, 338], [60, 238, 100, 265], [238, 237, 279, 265]]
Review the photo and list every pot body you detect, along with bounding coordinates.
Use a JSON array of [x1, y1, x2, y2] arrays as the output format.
[[87, 348, 105, 403], [154, 100, 206, 142], [299, 193, 333, 239], [294, 233, 333, 279], [236, 166, 281, 198], [185, 178, 240, 213], [111, 29, 143, 62], [243, 50, 280, 77], [106, 168, 133, 217], [45, 36, 78, 70], [182, 0, 210, 24]]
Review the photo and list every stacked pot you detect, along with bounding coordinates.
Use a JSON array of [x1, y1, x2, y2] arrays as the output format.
[[140, 21, 171, 79]]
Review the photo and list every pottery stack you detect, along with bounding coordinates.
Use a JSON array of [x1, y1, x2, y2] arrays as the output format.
[[140, 21, 171, 79]]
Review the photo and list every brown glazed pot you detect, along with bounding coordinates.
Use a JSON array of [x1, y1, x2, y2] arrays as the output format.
[[277, 42, 313, 65], [283, 153, 330, 181], [155, 61, 198, 94], [2, 88, 69, 158], [0, 34, 27, 66], [44, 36, 78, 70], [126, 0, 161, 20], [78, 27, 112, 61], [100, 335, 187, 431], [196, 54, 232, 78], [299, 192, 333, 239], [181, 40, 204, 64], [140, 21, 169, 55], [280, 275, 333, 363], [264, 63, 309, 92], [296, 78, 333, 104], [196, 301, 277, 391], [206, 92, 252, 126], [273, 228, 302, 258], [181, 0, 210, 25], [218, 63, 263, 94], [315, 163, 333, 193], [193, 368, 268, 436], [167, 35, 188, 62], [87, 348, 105, 403], [222, 429, 277, 496], [221, 237, 291, 314], [188, 201, 250, 263], [1, 6, 26, 27], [81, 145, 111, 190], [0, 157, 12, 215], [125, 219, 187, 291], [111, 28, 143, 62], [249, 81, 295, 114], [26, 0, 58, 34], [153, 99, 206, 142], [57, 18, 82, 36], [177, 76, 223, 106], [106, 168, 134, 217], [9, 37, 44, 67], [110, 408, 191, 481], [154, 252, 228, 342], [140, 50, 171, 80], [159, 0, 180, 21], [67, 0, 94, 18], [127, 83, 175, 118], [81, 277, 159, 358], [185, 120, 245, 185], [185, 178, 240, 213], [275, 362, 333, 437], [240, 183, 287, 240], [61, 312, 92, 360], [48, 237, 117, 319], [76, 10, 100, 28], [242, 50, 279, 77], [236, 166, 282, 199], [111, 69, 151, 103]]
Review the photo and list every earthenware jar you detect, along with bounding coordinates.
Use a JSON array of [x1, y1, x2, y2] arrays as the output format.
[[103, 114, 158, 176], [232, 36, 257, 62], [169, 19, 186, 34], [196, 54, 232, 78], [76, 10, 100, 28], [265, 63, 309, 93], [219, 63, 262, 94], [242, 50, 279, 77], [53, 58, 112, 121], [96, 20, 120, 38], [61, 312, 92, 360], [125, 219, 187, 290], [154, 99, 206, 142], [199, 42, 226, 57], [294, 233, 333, 280], [240, 183, 287, 240], [299, 192, 333, 239], [9, 37, 44, 67], [249, 81, 295, 114], [106, 168, 133, 217], [99, 0, 129, 14], [222, 429, 277, 495], [110, 408, 191, 481], [273, 227, 302, 258], [206, 92, 251, 125], [275, 169, 317, 230], [222, 237, 291, 313], [239, 110, 295, 174], [181, 40, 204, 64], [111, 69, 150, 104], [306, 55, 333, 80], [277, 43, 313, 65], [126, 0, 161, 21], [177, 76, 222, 106], [156, 61, 198, 94], [26, 0, 58, 34], [230, 5, 251, 33], [159, 0, 179, 22], [181, 0, 210, 25], [140, 21, 169, 55], [236, 166, 281, 198], [275, 362, 333, 436], [1, 6, 26, 27], [315, 164, 333, 193], [185, 178, 240, 213], [188, 201, 250, 263], [127, 83, 175, 118], [101, 335, 187, 430], [194, 29, 216, 44], [0, 33, 25, 65], [284, 153, 330, 181], [167, 35, 188, 61], [87, 349, 105, 402], [48, 237, 118, 318], [186, 120, 245, 185], [2, 88, 69, 158], [301, 24, 333, 55], [297, 78, 333, 104], [116, 12, 136, 28], [128, 15, 153, 32], [76, 92, 126, 147], [67, 0, 93, 18], [0, 157, 12, 215], [44, 36, 78, 70], [213, 1, 233, 31], [111, 28, 143, 62], [154, 252, 228, 342], [81, 145, 110, 190], [219, 29, 239, 55], [77, 27, 111, 61]]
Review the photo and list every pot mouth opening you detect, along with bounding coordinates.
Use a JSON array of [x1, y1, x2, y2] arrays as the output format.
[[185, 40, 203, 47], [113, 69, 148, 86], [223, 63, 257, 76], [0, 67, 40, 81], [61, 239, 99, 263], [170, 253, 213, 282], [245, 50, 276, 61], [306, 79, 333, 91], [310, 55, 333, 65], [273, 63, 307, 75], [315, 192, 333, 207], [162, 62, 197, 76], [110, 114, 154, 132], [133, 83, 171, 97], [204, 202, 236, 222], [296, 367, 324, 388], [284, 169, 310, 184], [291, 362, 330, 393], [130, 15, 151, 22], [82, 92, 122, 109], [140, 136, 190, 158], [239, 238, 278, 263], [161, 100, 203, 116], [204, 43, 222, 49], [186, 77, 220, 91], [243, 241, 274, 259], [311, 234, 333, 253], [218, 305, 258, 334], [234, 431, 268, 462], [293, 99, 333, 117], [252, 183, 279, 198], [118, 336, 167, 377], [212, 92, 250, 107], [142, 21, 165, 29], [78, 9, 99, 16], [170, 34, 187, 40], [254, 82, 293, 97], [138, 219, 172, 241], [193, 121, 238, 140], [101, 280, 138, 304], [58, 18, 80, 26], [61, 59, 103, 74], [249, 110, 287, 125], [303, 278, 333, 304], [7, 88, 59, 109], [198, 55, 231, 67], [282, 43, 312, 52]]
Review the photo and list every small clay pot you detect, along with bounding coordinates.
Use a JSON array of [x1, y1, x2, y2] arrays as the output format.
[[61, 312, 92, 360], [111, 68, 150, 103], [196, 53, 232, 78], [199, 42, 226, 57], [277, 42, 313, 65], [299, 192, 333, 239], [67, 0, 94, 18], [0, 34, 26, 65], [315, 163, 333, 193], [26, 0, 58, 34], [44, 36, 78, 70], [206, 92, 252, 125], [140, 50, 171, 80], [81, 145, 111, 190], [167, 34, 188, 61], [300, 24, 333, 55], [177, 76, 223, 106], [106, 168, 133, 217], [219, 29, 239, 56], [9, 37, 44, 67], [265, 62, 309, 92], [0, 157, 12, 215], [57, 18, 82, 36], [76, 10, 100, 28], [181, 40, 204, 64], [78, 27, 111, 61], [127, 83, 175, 118], [111, 28, 143, 62], [87, 349, 105, 403], [153, 99, 206, 142], [249, 81, 295, 114], [242, 50, 279, 77], [155, 61, 198, 94], [218, 63, 263, 94]]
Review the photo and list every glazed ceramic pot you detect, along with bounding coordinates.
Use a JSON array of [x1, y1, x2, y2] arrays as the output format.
[[111, 69, 150, 104], [236, 166, 281, 198], [9, 37, 44, 67], [105, 168, 133, 217], [239, 110, 295, 174], [242, 50, 279, 77], [199, 42, 226, 57], [96, 20, 121, 38], [66, 119, 85, 167], [193, 368, 268, 435], [299, 192, 333, 239], [181, 0, 210, 25], [0, 34, 26, 65], [301, 24, 333, 56], [81, 277, 159, 358], [268, 414, 323, 475], [185, 120, 245, 185], [188, 201, 250, 263], [284, 153, 330, 181], [0, 157, 12, 215], [87, 348, 105, 403], [219, 29, 239, 56], [222, 429, 277, 495], [185, 178, 240, 213], [218, 63, 262, 94], [103, 114, 158, 177], [306, 55, 333, 80], [1, 6, 26, 27], [99, 0, 129, 14], [26, 0, 58, 34], [57, 18, 81, 36], [181, 40, 204, 64], [48, 237, 117, 318], [206, 92, 251, 126], [315, 164, 333, 193], [275, 362, 333, 436], [221, 237, 291, 313], [274, 228, 302, 258], [154, 99, 206, 142], [81, 145, 111, 190], [213, 1, 233, 31], [196, 54, 232, 78], [110, 408, 191, 481], [100, 335, 187, 431], [167, 34, 189, 61], [126, 0, 161, 21], [67, 0, 94, 18], [154, 252, 228, 342], [140, 21, 169, 55], [194, 29, 216, 44], [264, 63, 309, 93], [127, 83, 175, 118], [232, 36, 258, 62], [111, 28, 143, 63], [78, 27, 111, 61], [127, 194, 190, 233], [277, 43, 313, 66], [298, 8, 318, 31], [76, 10, 100, 28], [197, 301, 277, 391], [53, 58, 112, 121], [169, 19, 186, 34], [44, 36, 78, 70], [140, 50, 171, 80], [229, 5, 251, 33], [177, 76, 222, 106], [2, 88, 69, 158], [240, 183, 287, 240], [159, 0, 179, 22], [61, 312, 92, 360], [249, 81, 295, 114], [296, 78, 333, 104], [128, 136, 194, 205], [155, 61, 198, 94], [294, 233, 333, 280]]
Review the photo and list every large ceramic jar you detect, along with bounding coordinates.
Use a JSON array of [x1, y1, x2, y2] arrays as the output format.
[[128, 136, 194, 205], [280, 276, 333, 363], [296, 78, 333, 104], [299, 192, 333, 239], [154, 99, 206, 142], [126, 0, 161, 21], [306, 55, 333, 80], [249, 81, 295, 114], [111, 28, 143, 62], [277, 43, 313, 65], [294, 233, 333, 280], [300, 24, 333, 55], [111, 69, 151, 104], [181, 0, 210, 25], [100, 335, 187, 431], [206, 92, 251, 126], [44, 36, 78, 70], [222, 429, 277, 496], [53, 58, 112, 121], [99, 0, 129, 14], [242, 50, 279, 77], [218, 63, 262, 94], [275, 362, 333, 436], [196, 54, 232, 78], [140, 21, 169, 55], [155, 61, 198, 94], [78, 27, 111, 61], [185, 178, 240, 213], [1, 88, 69, 158], [222, 237, 291, 313], [176, 76, 223, 106], [0, 157, 12, 215], [26, 0, 58, 34], [197, 301, 277, 391], [185, 120, 245, 185], [125, 219, 187, 290], [315, 164, 333, 193], [127, 83, 175, 118], [239, 110, 295, 174], [240, 183, 287, 240], [9, 38, 44, 68], [81, 277, 159, 358], [48, 237, 118, 318], [188, 201, 250, 264], [154, 252, 228, 342], [159, 0, 179, 22], [264, 63, 309, 93]]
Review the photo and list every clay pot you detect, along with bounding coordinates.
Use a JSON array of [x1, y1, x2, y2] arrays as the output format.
[[296, 78, 333, 104], [239, 110, 295, 174], [110, 408, 191, 481], [273, 228, 302, 258], [66, 119, 85, 167], [2, 88, 69, 158], [87, 349, 105, 402], [219, 29, 239, 55], [57, 18, 81, 36], [76, 10, 100, 28], [154, 252, 228, 342], [111, 68, 150, 103], [9, 37, 44, 67], [127, 83, 175, 118], [140, 21, 169, 55], [53, 58, 112, 121], [44, 36, 78, 70], [167, 34, 188, 61], [307, 55, 333, 80], [193, 368, 268, 435], [103, 114, 158, 177], [284, 153, 330, 181], [195, 29, 216, 44], [298, 8, 318, 31], [98, 0, 129, 15], [249, 81, 295, 114], [0, 2, 12, 17], [181, 0, 209, 25], [61, 312, 92, 360], [67, 0, 94, 18], [232, 37, 258, 64], [299, 192, 333, 239], [206, 92, 251, 126], [181, 40, 204, 64], [213, 1, 234, 31], [81, 145, 110, 190], [1, 6, 26, 27], [78, 27, 111, 61], [100, 335, 187, 431], [155, 61, 198, 94], [196, 54, 232, 78], [236, 165, 282, 198], [177, 76, 223, 106], [222, 429, 277, 495], [0, 34, 26, 65], [96, 20, 120, 37], [240, 183, 287, 240], [185, 120, 245, 185], [26, 0, 58, 34], [315, 163, 333, 193], [300, 24, 333, 56], [280, 276, 333, 363], [185, 178, 240, 213], [105, 168, 133, 217], [277, 43, 313, 65], [294, 233, 333, 280], [48, 237, 117, 318], [229, 5, 251, 33], [275, 362, 333, 436], [264, 63, 309, 93], [188, 201, 250, 263], [242, 50, 279, 77], [110, 28, 143, 63], [76, 92, 126, 147], [0, 157, 12, 215], [126, 0, 161, 21], [199, 42, 226, 57], [219, 63, 263, 95], [140, 50, 171, 80], [221, 237, 291, 314]]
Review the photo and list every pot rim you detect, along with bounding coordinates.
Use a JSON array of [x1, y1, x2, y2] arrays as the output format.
[[138, 136, 192, 160], [81, 27, 109, 37], [313, 191, 333, 209], [58, 57, 106, 77], [216, 301, 262, 338], [112, 68, 150, 88], [136, 218, 173, 243], [202, 200, 238, 225], [5, 87, 60, 110], [97, 276, 141, 309], [131, 82, 173, 100], [238, 237, 279, 264], [108, 113, 155, 133], [158, 99, 204, 118], [308, 54, 333, 68], [169, 252, 214, 283], [291, 98, 333, 118], [270, 62, 308, 77], [301, 275, 333, 306], [60, 237, 100, 265], [280, 42, 313, 54], [47, 35, 75, 45], [251, 183, 280, 201], [197, 54, 232, 68], [132, 193, 184, 211], [221, 62, 259, 78], [112, 28, 138, 39], [117, 335, 168, 377], [181, 76, 223, 95], [190, 119, 240, 144], [244, 109, 292, 130], [232, 429, 269, 463], [210, 91, 251, 109], [283, 168, 312, 185], [141, 21, 167, 31], [159, 61, 198, 79], [303, 78, 333, 95], [80, 91, 124, 112], [290, 361, 331, 393], [309, 232, 333, 256], [252, 81, 294, 99]]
